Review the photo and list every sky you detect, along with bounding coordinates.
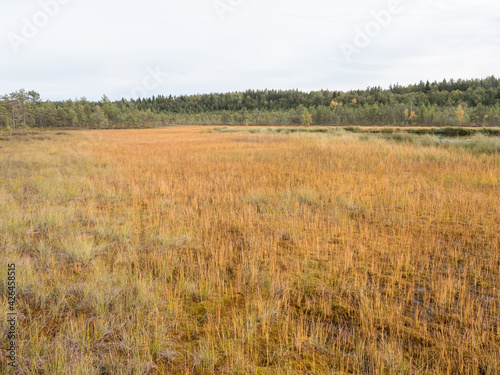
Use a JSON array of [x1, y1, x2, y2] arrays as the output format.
[[1, 0, 499, 101]]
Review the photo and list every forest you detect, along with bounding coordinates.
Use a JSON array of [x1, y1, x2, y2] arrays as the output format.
[[2, 76, 500, 129]]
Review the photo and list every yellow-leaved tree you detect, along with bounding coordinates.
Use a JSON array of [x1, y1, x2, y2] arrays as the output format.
[[330, 100, 343, 130], [301, 108, 312, 127], [456, 104, 465, 125], [404, 108, 417, 125]]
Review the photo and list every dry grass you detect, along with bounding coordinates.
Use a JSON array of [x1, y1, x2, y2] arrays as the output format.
[[0, 127, 499, 374]]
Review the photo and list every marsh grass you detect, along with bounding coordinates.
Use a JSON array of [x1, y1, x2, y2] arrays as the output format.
[[207, 126, 500, 155], [455, 134, 500, 154], [0, 127, 499, 374]]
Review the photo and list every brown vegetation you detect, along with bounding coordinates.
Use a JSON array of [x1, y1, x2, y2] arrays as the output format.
[[0, 127, 499, 374]]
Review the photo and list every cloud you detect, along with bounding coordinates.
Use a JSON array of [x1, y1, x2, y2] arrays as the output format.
[[1, 0, 499, 100]]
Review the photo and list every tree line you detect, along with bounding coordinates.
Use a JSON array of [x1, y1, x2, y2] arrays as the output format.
[[2, 76, 500, 129]]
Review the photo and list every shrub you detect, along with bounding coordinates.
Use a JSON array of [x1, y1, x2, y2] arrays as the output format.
[[417, 134, 441, 147], [481, 128, 500, 136], [383, 132, 417, 144], [344, 126, 363, 133], [435, 127, 478, 137], [459, 135, 500, 154]]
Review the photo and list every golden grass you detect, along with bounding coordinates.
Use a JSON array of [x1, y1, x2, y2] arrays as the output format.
[[0, 127, 499, 374]]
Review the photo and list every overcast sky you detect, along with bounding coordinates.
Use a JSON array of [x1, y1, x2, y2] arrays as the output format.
[[1, 0, 499, 101]]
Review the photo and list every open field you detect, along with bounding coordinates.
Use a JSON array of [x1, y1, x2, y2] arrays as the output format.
[[0, 126, 499, 374]]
